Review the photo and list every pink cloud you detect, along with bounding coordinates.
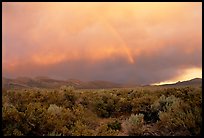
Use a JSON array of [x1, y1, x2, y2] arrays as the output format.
[[2, 2, 202, 84]]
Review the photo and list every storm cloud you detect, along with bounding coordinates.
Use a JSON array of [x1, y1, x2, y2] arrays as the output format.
[[2, 2, 202, 85]]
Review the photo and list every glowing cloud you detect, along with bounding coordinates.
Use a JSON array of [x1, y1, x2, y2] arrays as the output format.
[[152, 68, 202, 85], [2, 2, 202, 84]]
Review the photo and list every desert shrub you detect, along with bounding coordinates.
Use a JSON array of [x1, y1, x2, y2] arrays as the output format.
[[24, 102, 48, 135], [2, 88, 7, 96], [185, 88, 202, 109], [43, 90, 64, 107], [71, 121, 95, 136], [96, 123, 119, 136], [7, 91, 32, 112], [126, 90, 142, 99], [116, 88, 135, 99], [47, 131, 62, 136], [162, 87, 196, 100], [72, 104, 98, 129], [131, 95, 158, 123], [45, 105, 76, 136], [157, 98, 201, 136], [79, 91, 98, 110], [31, 90, 43, 102], [107, 120, 121, 131], [117, 98, 132, 115], [2, 86, 201, 136], [94, 99, 109, 118], [132, 95, 157, 114], [151, 95, 178, 112], [144, 95, 181, 124], [123, 114, 144, 136], [93, 94, 119, 118], [47, 104, 63, 116], [12, 129, 24, 136], [79, 96, 89, 108], [61, 86, 77, 109], [2, 103, 25, 136]]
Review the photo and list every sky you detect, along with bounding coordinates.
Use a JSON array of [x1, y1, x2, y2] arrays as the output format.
[[2, 2, 202, 85]]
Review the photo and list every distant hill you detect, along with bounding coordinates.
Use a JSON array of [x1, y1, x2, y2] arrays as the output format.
[[159, 78, 202, 87], [2, 77, 77, 89], [2, 77, 201, 89], [2, 77, 124, 89], [77, 80, 123, 89]]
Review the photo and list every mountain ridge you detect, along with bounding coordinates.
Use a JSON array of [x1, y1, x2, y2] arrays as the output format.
[[2, 76, 202, 89], [158, 78, 202, 87]]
